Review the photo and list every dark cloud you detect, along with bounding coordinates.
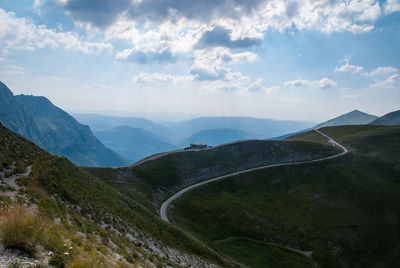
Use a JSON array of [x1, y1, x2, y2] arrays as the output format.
[[43, 0, 265, 28], [285, 1, 299, 18], [117, 49, 176, 64], [196, 26, 262, 49], [63, 0, 132, 27]]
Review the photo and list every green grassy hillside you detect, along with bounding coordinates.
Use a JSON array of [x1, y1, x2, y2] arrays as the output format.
[[86, 139, 341, 211], [0, 122, 236, 267], [169, 125, 400, 267]]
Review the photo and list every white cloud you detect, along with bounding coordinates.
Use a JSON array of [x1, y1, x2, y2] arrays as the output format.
[[133, 72, 195, 83], [318, 77, 337, 89], [370, 73, 400, 88], [364, 66, 399, 77], [384, 0, 400, 13], [335, 63, 364, 73], [190, 47, 257, 81], [198, 75, 268, 93], [285, 78, 337, 89], [0, 8, 112, 54]]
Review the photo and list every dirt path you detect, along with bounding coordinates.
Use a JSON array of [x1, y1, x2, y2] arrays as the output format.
[[1, 165, 32, 202]]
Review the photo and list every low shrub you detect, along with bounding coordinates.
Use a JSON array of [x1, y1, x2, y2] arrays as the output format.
[[0, 205, 46, 256]]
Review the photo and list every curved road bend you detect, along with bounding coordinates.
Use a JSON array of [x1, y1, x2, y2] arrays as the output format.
[[160, 128, 348, 222]]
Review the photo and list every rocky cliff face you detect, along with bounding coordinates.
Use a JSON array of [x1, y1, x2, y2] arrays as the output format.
[[0, 81, 127, 167]]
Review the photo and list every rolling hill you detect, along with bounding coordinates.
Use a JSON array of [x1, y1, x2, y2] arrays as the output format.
[[0, 81, 127, 167], [370, 109, 400, 125], [94, 126, 177, 162], [171, 116, 315, 139], [169, 125, 400, 267], [177, 128, 255, 147], [315, 109, 377, 128], [85, 138, 341, 212]]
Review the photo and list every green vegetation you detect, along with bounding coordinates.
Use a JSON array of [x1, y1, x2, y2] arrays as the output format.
[[215, 237, 314, 268], [170, 125, 400, 267], [287, 129, 330, 144], [86, 139, 341, 211]]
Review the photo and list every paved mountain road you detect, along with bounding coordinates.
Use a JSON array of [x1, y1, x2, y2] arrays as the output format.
[[160, 128, 348, 222]]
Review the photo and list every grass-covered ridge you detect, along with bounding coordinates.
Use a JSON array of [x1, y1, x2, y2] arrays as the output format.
[[169, 125, 400, 267], [86, 139, 341, 211], [0, 122, 236, 267]]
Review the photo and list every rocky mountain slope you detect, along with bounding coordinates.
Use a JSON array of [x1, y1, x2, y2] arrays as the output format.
[[0, 82, 127, 167]]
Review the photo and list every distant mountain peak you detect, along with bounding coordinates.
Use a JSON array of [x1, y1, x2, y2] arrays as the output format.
[[349, 109, 367, 114], [0, 81, 14, 101], [315, 109, 378, 128]]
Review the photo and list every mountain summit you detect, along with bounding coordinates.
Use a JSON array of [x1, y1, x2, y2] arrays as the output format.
[[0, 81, 127, 167], [315, 109, 378, 128]]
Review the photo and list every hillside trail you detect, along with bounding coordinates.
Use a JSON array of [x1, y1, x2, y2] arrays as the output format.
[[159, 128, 348, 266], [1, 165, 32, 203]]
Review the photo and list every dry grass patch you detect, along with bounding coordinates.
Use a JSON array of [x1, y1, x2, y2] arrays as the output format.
[[0, 205, 61, 257]]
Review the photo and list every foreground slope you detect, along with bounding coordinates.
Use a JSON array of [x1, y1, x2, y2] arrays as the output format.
[[370, 109, 400, 125], [0, 123, 236, 267], [170, 125, 400, 267], [315, 109, 377, 128], [0, 82, 127, 167]]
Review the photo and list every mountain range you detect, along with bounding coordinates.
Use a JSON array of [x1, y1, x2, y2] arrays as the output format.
[[170, 116, 316, 139], [1, 81, 398, 167], [314, 109, 378, 128], [0, 81, 127, 167]]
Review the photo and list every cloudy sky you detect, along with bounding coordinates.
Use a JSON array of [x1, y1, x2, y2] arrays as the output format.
[[1, 0, 399, 122]]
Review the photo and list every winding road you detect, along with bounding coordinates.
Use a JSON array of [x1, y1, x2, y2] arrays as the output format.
[[160, 128, 348, 222]]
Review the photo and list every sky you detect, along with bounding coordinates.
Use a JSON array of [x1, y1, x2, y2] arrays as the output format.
[[0, 0, 399, 122]]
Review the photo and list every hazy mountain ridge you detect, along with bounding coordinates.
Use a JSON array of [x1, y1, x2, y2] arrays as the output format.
[[0, 82, 128, 167], [178, 128, 256, 147], [371, 109, 400, 125], [94, 126, 177, 162], [171, 116, 316, 139], [73, 113, 179, 143], [315, 109, 378, 128]]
